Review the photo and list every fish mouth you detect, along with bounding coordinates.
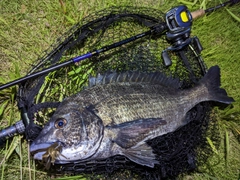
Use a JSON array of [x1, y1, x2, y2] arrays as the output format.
[[30, 141, 63, 160], [30, 142, 53, 160], [30, 141, 67, 169]]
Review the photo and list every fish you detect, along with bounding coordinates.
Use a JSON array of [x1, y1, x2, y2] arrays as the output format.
[[30, 65, 234, 168]]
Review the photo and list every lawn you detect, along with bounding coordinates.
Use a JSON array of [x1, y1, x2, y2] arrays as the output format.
[[0, 0, 239, 179]]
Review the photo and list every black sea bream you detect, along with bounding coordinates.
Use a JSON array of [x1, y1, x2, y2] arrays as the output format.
[[30, 66, 234, 168]]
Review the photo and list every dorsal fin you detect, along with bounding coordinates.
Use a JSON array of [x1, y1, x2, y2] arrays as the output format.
[[88, 71, 181, 89]]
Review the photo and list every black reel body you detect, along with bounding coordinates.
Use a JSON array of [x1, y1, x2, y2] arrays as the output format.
[[16, 6, 218, 179]]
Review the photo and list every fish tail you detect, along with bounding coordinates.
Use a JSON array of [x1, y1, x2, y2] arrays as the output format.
[[200, 65, 234, 105]]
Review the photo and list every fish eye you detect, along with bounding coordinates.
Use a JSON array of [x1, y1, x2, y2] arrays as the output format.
[[55, 118, 67, 129]]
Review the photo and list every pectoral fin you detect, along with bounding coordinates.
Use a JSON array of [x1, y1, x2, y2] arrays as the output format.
[[109, 118, 167, 148], [107, 118, 166, 168]]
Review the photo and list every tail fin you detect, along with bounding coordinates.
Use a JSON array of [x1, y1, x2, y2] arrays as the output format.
[[200, 65, 234, 105]]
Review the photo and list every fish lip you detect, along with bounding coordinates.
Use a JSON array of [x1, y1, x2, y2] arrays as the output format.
[[30, 142, 52, 154], [33, 151, 46, 161], [30, 141, 65, 161], [30, 141, 64, 154], [30, 141, 66, 161], [30, 142, 52, 161]]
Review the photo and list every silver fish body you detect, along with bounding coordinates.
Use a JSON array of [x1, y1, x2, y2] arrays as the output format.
[[30, 66, 234, 168]]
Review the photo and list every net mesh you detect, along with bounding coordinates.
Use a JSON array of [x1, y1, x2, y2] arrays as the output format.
[[16, 6, 219, 179]]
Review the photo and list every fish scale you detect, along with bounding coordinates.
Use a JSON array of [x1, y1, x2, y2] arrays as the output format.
[[95, 91, 178, 125], [82, 82, 181, 125]]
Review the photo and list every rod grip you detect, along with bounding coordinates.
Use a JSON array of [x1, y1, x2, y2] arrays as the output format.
[[0, 120, 25, 146], [191, 9, 205, 19]]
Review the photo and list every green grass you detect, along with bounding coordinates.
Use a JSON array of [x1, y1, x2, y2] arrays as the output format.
[[0, 0, 240, 179]]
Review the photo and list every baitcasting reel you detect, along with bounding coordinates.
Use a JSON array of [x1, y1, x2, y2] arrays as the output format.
[[162, 5, 203, 66]]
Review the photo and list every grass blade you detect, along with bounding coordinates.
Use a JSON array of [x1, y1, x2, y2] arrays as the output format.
[[177, 0, 198, 6], [0, 16, 8, 26], [28, 142, 32, 180], [206, 137, 218, 154], [226, 8, 240, 22], [0, 100, 9, 116], [1, 135, 22, 163], [225, 130, 229, 166], [55, 175, 87, 180]]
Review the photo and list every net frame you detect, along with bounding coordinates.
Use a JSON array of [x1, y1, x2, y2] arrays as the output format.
[[16, 6, 219, 179]]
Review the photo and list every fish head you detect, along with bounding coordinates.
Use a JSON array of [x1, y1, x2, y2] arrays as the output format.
[[30, 103, 104, 165]]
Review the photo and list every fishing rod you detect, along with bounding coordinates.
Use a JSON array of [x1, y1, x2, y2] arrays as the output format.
[[0, 24, 167, 91], [0, 1, 239, 145]]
